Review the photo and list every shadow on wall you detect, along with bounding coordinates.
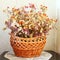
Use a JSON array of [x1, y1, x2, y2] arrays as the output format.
[[56, 20, 60, 54]]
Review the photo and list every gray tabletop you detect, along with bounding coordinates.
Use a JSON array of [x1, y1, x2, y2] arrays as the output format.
[[0, 51, 60, 60]]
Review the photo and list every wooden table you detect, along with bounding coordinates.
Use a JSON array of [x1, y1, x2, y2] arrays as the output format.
[[0, 51, 60, 60]]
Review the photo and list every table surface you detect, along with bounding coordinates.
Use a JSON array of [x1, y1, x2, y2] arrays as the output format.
[[0, 51, 60, 60]]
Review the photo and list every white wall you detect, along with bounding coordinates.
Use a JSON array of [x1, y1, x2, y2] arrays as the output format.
[[0, 0, 56, 54]]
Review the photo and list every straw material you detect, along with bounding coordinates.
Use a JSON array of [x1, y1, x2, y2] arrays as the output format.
[[10, 33, 46, 58]]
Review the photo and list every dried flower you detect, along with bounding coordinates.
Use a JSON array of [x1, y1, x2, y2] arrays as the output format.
[[3, 4, 56, 38]]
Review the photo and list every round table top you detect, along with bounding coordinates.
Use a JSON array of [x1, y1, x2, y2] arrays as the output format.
[[4, 51, 52, 60], [0, 51, 60, 60]]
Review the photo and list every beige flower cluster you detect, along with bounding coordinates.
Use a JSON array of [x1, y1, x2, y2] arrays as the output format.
[[3, 3, 56, 38]]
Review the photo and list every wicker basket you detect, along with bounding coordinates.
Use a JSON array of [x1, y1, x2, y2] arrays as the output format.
[[10, 33, 46, 58]]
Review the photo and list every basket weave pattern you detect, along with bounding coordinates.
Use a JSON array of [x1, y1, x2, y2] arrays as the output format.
[[10, 33, 46, 57]]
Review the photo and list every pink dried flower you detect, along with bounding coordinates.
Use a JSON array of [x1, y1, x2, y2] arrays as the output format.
[[29, 3, 36, 9]]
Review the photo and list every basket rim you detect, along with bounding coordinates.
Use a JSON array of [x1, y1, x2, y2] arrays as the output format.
[[10, 33, 46, 40]]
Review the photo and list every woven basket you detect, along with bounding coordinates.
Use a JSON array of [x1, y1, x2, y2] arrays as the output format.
[[10, 33, 46, 58]]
